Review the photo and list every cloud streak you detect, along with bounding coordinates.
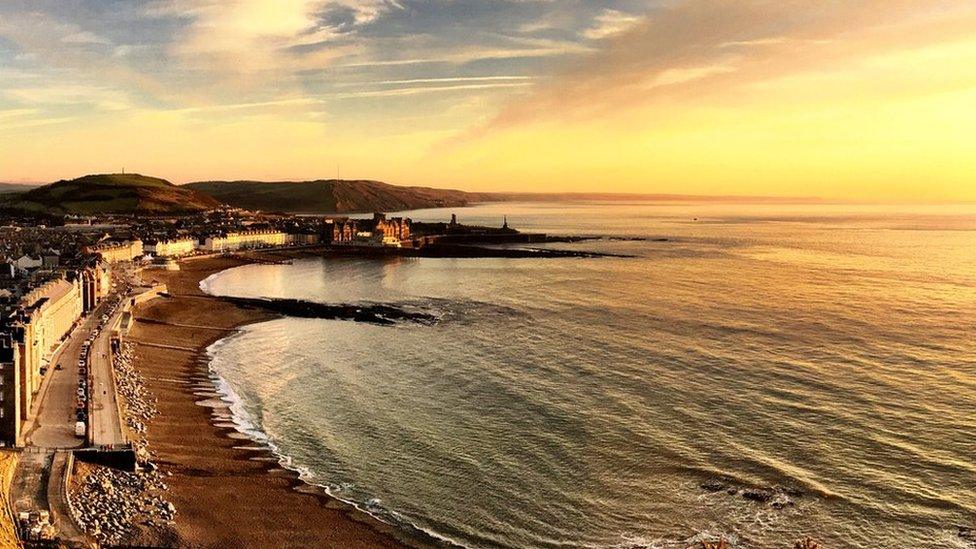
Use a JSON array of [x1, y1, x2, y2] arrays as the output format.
[[479, 0, 976, 130], [3, 0, 975, 200]]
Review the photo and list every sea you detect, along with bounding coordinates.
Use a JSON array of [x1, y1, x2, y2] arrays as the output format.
[[199, 201, 976, 549]]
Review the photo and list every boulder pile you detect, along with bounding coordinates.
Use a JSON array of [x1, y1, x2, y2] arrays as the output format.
[[69, 340, 174, 545], [114, 341, 158, 442], [69, 466, 174, 546]]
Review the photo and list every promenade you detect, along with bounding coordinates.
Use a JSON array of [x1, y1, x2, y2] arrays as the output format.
[[89, 303, 126, 448]]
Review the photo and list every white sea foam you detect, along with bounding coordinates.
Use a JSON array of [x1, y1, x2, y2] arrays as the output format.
[[198, 271, 221, 295], [203, 333, 471, 548]]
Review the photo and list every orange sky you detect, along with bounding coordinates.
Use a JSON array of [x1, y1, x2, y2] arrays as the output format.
[[1, 0, 975, 202]]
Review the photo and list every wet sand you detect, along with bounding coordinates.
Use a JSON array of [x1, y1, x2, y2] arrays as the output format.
[[127, 252, 417, 548]]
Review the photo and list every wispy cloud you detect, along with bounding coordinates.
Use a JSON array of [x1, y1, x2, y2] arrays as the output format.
[[337, 75, 533, 87], [476, 0, 976, 131], [581, 9, 642, 40], [0, 0, 610, 114], [334, 81, 533, 99], [62, 31, 112, 45], [6, 0, 974, 200], [0, 108, 40, 121]]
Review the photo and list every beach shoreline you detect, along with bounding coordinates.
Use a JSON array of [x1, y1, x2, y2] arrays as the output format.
[[127, 250, 428, 548]]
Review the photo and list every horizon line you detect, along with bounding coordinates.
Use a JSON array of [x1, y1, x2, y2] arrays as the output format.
[[2, 174, 975, 206]]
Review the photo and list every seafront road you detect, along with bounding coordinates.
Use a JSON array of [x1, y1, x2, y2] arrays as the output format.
[[22, 286, 126, 449], [22, 301, 106, 449], [89, 300, 126, 448]]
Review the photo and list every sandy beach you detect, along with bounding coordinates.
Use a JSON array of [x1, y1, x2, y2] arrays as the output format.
[[126, 252, 416, 548]]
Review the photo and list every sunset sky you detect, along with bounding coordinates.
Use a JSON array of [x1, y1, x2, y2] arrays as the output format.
[[1, 1, 975, 201]]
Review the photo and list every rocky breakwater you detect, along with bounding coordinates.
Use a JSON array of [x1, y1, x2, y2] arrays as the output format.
[[69, 341, 176, 546], [223, 296, 439, 326]]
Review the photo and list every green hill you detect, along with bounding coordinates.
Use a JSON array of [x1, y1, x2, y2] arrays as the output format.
[[186, 179, 494, 214], [0, 183, 38, 194], [1, 174, 220, 214]]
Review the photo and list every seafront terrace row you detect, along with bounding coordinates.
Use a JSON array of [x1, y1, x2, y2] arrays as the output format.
[[83, 240, 143, 264], [146, 238, 197, 258], [0, 276, 84, 445], [199, 231, 319, 252]]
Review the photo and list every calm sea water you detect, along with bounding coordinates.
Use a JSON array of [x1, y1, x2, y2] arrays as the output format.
[[201, 202, 976, 548]]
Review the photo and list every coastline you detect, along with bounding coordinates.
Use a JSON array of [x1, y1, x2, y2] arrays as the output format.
[[127, 250, 427, 548]]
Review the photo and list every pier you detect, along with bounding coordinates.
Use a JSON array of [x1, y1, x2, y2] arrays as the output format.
[[89, 303, 126, 448]]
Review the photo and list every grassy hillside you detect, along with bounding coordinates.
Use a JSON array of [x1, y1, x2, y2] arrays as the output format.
[[187, 179, 495, 214], [0, 183, 38, 194], [1, 174, 220, 214]]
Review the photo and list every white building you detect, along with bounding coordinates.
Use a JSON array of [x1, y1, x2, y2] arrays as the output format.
[[13, 255, 42, 272], [199, 231, 289, 252], [147, 237, 198, 258], [84, 240, 144, 263]]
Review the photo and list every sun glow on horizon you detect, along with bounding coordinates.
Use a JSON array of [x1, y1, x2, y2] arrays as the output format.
[[1, 1, 975, 202]]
